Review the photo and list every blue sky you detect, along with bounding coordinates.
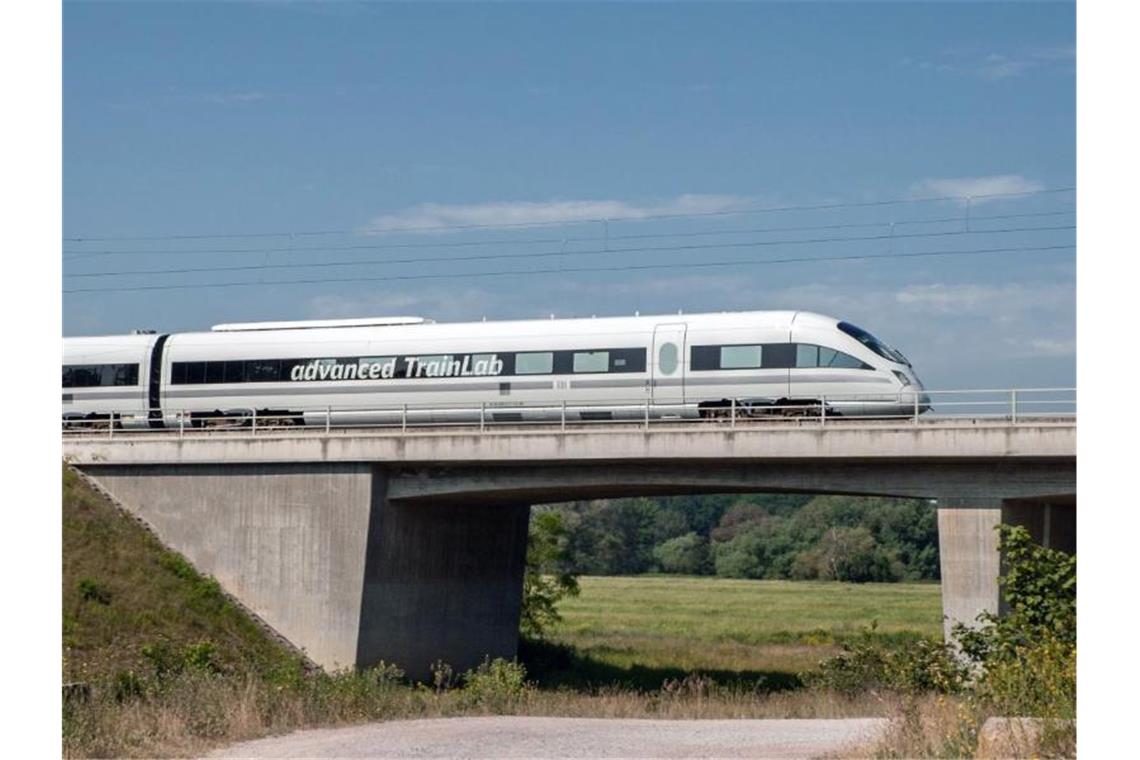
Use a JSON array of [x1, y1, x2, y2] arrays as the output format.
[[63, 1, 1075, 389]]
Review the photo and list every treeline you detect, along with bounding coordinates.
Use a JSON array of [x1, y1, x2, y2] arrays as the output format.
[[540, 494, 939, 583]]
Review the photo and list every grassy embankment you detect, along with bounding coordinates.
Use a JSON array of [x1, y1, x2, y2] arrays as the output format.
[[62, 465, 947, 757]]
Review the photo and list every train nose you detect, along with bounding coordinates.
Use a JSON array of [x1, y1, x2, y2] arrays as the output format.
[[892, 370, 931, 413]]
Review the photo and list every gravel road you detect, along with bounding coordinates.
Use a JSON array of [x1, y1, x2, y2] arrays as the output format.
[[206, 716, 888, 758]]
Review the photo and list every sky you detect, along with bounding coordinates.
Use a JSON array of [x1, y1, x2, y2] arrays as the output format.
[[62, 1, 1076, 390]]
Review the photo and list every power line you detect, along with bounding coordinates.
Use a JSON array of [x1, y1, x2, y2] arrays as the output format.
[[63, 243, 1075, 295], [62, 186, 1076, 243], [62, 209, 1075, 259], [63, 224, 1076, 280]]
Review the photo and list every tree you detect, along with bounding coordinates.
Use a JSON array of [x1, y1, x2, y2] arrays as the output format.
[[713, 527, 771, 578], [520, 511, 580, 638], [792, 526, 900, 583], [653, 532, 711, 575]]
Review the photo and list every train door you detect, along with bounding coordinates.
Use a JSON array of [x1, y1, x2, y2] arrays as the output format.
[[651, 323, 687, 407]]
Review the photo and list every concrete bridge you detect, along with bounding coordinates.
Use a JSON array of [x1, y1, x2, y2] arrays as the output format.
[[64, 414, 1076, 679]]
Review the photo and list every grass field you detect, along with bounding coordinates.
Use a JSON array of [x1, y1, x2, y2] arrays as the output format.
[[543, 575, 943, 689]]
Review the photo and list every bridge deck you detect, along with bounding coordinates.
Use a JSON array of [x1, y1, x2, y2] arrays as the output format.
[[63, 416, 1075, 466]]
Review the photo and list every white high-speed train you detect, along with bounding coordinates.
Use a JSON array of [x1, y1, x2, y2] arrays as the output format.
[[61, 310, 929, 429]]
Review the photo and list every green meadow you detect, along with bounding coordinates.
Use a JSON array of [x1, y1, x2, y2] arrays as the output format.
[[546, 575, 943, 682]]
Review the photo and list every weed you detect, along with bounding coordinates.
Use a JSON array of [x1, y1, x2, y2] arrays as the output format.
[[460, 658, 530, 712], [77, 578, 112, 605]]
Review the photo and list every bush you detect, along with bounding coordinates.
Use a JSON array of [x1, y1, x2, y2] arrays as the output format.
[[812, 524, 1076, 720], [460, 657, 530, 711], [806, 633, 968, 695], [954, 524, 1076, 663], [952, 525, 1076, 723]]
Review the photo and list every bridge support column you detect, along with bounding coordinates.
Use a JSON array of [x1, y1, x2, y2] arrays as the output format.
[[356, 495, 530, 679], [937, 497, 1075, 645], [77, 464, 530, 679]]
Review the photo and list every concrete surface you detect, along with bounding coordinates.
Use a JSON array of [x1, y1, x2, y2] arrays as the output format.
[[91, 462, 376, 670], [87, 464, 530, 677], [63, 418, 1076, 469], [204, 716, 891, 759]]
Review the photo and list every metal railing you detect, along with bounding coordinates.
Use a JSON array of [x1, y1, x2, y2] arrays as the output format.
[[61, 388, 1076, 440]]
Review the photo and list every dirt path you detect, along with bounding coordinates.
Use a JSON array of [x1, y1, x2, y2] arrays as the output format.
[[206, 716, 888, 758]]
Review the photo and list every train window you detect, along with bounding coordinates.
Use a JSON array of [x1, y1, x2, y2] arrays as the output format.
[[184, 362, 206, 384], [412, 355, 450, 377], [827, 351, 867, 369], [609, 348, 647, 373], [720, 345, 763, 369], [246, 360, 281, 382], [690, 346, 719, 371], [837, 321, 908, 364], [68, 365, 88, 387], [516, 352, 554, 374], [203, 362, 225, 384], [573, 351, 609, 373], [470, 353, 498, 370], [794, 344, 871, 369], [66, 363, 142, 387], [222, 361, 245, 383], [796, 344, 819, 368], [658, 344, 678, 375]]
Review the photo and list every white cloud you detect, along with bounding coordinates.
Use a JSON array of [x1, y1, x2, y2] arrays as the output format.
[[184, 91, 269, 105], [908, 174, 1044, 204], [306, 288, 503, 323], [1024, 338, 1076, 357], [976, 54, 1033, 81], [894, 282, 1072, 317], [903, 46, 1074, 81], [363, 194, 757, 234]]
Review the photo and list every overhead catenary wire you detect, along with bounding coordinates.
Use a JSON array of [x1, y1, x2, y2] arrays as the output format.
[[63, 223, 1077, 279], [63, 243, 1075, 294], [62, 186, 1076, 243], [62, 208, 1076, 259]]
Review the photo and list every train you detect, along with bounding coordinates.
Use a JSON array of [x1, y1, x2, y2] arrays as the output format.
[[61, 310, 930, 429]]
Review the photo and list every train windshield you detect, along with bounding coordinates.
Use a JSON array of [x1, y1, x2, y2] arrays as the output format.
[[837, 321, 910, 365]]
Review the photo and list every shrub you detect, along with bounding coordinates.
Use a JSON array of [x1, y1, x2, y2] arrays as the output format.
[[460, 658, 529, 711], [954, 524, 1076, 663], [806, 633, 968, 695], [363, 661, 406, 690], [950, 525, 1076, 723], [111, 670, 145, 703]]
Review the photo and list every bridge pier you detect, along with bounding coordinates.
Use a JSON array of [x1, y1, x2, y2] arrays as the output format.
[[81, 464, 530, 679], [937, 497, 1075, 644]]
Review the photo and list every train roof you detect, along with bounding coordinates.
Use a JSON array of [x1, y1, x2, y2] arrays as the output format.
[[65, 309, 845, 344]]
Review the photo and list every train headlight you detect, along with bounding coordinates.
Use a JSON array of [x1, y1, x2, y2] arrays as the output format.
[[892, 370, 911, 387]]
